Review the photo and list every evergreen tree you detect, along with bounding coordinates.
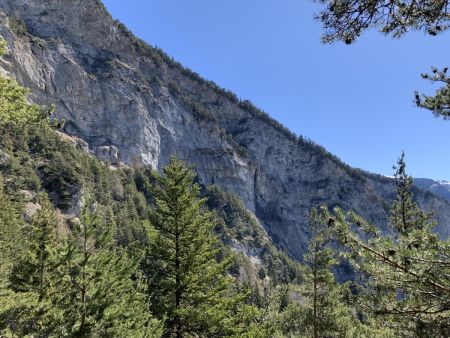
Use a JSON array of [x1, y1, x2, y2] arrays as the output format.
[[0, 175, 33, 337], [316, 0, 450, 44], [271, 208, 393, 338], [415, 67, 450, 119], [1, 193, 64, 336], [59, 201, 161, 337], [0, 175, 24, 287], [390, 151, 434, 235], [144, 157, 249, 337], [301, 208, 350, 338], [10, 195, 59, 300], [0, 52, 159, 336], [326, 154, 450, 337], [0, 74, 48, 126], [276, 208, 380, 338]]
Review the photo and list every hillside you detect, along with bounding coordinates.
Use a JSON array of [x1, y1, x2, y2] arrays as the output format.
[[0, 0, 449, 262], [414, 178, 450, 202]]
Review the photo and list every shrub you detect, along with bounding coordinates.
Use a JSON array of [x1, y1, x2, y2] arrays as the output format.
[[0, 38, 7, 56], [181, 96, 217, 122], [9, 18, 27, 37]]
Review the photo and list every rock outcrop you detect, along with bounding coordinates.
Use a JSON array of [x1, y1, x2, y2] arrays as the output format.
[[0, 0, 448, 259]]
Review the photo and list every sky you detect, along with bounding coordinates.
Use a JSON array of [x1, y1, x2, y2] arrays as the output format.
[[102, 0, 450, 180]]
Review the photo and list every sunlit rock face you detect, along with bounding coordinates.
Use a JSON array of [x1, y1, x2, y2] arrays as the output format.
[[0, 0, 449, 260]]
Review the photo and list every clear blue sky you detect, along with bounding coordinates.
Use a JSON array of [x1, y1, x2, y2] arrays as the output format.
[[103, 0, 450, 180]]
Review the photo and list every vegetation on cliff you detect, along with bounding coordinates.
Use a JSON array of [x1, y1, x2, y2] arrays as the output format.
[[2, 1, 450, 333]]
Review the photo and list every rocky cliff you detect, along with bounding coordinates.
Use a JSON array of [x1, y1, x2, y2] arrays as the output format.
[[414, 178, 450, 203], [0, 0, 449, 260]]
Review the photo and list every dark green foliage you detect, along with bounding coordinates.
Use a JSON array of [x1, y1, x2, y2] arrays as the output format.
[[416, 67, 450, 119], [39, 151, 82, 210], [0, 124, 81, 209], [390, 152, 435, 235], [0, 176, 25, 286], [269, 208, 396, 338], [168, 80, 182, 95], [181, 96, 217, 122], [1, 193, 65, 336], [10, 196, 59, 299], [298, 208, 366, 337], [55, 202, 161, 337], [113, 172, 151, 246], [316, 0, 450, 44], [0, 72, 161, 336], [1, 197, 161, 337], [324, 156, 450, 337], [143, 158, 254, 337]]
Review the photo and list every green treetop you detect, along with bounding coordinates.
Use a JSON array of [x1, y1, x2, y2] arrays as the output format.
[[390, 152, 435, 235]]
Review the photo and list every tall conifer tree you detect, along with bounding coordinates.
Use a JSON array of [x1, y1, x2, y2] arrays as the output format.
[[10, 196, 59, 300], [1, 194, 64, 336], [59, 201, 161, 337], [326, 154, 450, 336], [301, 208, 350, 338], [0, 176, 24, 287], [144, 157, 247, 337]]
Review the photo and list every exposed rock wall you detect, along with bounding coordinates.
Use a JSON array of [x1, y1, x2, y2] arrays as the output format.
[[0, 0, 448, 260]]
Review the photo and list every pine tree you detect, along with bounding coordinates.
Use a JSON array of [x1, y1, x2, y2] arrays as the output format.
[[390, 151, 434, 235], [0, 74, 48, 126], [326, 154, 450, 337], [315, 0, 450, 44], [271, 208, 393, 337], [1, 193, 64, 336], [415, 67, 450, 119], [0, 175, 24, 287], [59, 201, 161, 337], [0, 175, 30, 336], [279, 208, 365, 338], [144, 157, 247, 337], [10, 195, 59, 299], [303, 208, 346, 337]]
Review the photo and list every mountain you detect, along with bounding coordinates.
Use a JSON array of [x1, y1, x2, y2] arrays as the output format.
[[414, 178, 450, 202], [0, 0, 449, 262]]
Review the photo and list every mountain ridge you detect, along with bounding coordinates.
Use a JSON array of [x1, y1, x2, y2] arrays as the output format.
[[414, 178, 450, 202], [0, 0, 449, 260]]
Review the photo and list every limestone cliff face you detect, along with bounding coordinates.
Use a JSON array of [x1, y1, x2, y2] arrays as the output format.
[[0, 0, 449, 260]]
